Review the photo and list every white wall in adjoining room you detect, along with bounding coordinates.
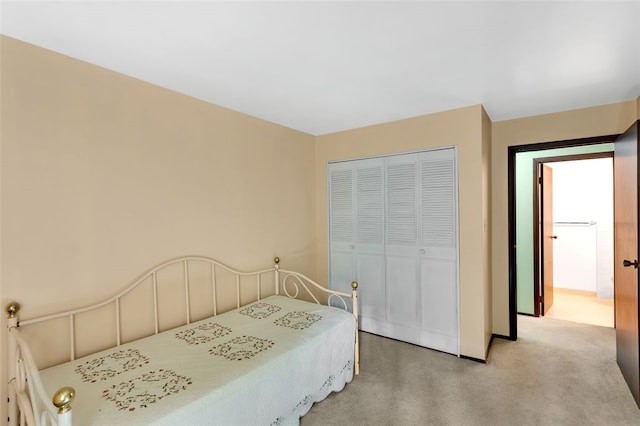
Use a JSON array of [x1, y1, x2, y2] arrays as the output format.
[[549, 158, 613, 299]]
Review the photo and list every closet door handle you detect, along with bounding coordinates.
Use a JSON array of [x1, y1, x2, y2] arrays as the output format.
[[419, 249, 426, 255], [350, 244, 355, 250], [623, 259, 639, 269]]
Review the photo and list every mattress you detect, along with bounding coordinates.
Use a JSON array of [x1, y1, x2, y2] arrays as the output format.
[[39, 295, 355, 425]]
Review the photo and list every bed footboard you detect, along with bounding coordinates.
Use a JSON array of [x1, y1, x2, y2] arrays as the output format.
[[6, 303, 75, 426], [274, 257, 360, 375]]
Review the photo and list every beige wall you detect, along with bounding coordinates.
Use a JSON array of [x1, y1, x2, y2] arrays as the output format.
[[315, 105, 491, 360], [491, 100, 638, 335], [0, 36, 316, 411]]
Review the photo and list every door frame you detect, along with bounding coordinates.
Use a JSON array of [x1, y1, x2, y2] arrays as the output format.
[[532, 152, 614, 317], [507, 135, 619, 339]]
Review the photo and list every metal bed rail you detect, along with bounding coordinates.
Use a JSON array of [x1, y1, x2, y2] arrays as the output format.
[[5, 256, 359, 425]]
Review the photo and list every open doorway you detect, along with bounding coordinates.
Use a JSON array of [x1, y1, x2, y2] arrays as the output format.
[[507, 126, 640, 407], [534, 154, 614, 328], [512, 140, 615, 324]]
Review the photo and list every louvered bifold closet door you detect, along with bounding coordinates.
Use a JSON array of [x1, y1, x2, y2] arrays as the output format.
[[329, 159, 384, 315], [418, 148, 459, 354], [355, 162, 385, 330], [329, 149, 459, 355], [385, 153, 421, 344], [329, 164, 355, 310]]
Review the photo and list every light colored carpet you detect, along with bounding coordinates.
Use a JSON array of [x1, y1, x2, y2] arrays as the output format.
[[302, 316, 640, 425]]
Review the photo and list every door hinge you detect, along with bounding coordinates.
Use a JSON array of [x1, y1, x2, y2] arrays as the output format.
[[539, 296, 544, 303], [538, 176, 542, 184]]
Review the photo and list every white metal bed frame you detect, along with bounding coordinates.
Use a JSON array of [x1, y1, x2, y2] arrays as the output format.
[[5, 256, 359, 426]]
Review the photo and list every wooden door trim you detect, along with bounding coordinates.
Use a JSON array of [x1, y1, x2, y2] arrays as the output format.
[[507, 134, 618, 340], [532, 151, 614, 317]]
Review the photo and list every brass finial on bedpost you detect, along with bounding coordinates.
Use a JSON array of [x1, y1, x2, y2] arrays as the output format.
[[351, 281, 358, 290], [53, 387, 76, 414], [274, 257, 280, 296], [5, 302, 20, 319]]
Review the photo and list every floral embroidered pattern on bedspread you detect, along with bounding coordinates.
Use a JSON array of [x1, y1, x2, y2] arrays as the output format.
[[174, 322, 232, 345], [36, 296, 354, 424], [239, 302, 281, 319], [274, 311, 322, 330], [269, 359, 354, 426], [319, 360, 353, 391], [102, 369, 192, 411], [74, 349, 150, 383], [209, 335, 275, 361], [295, 394, 313, 410]]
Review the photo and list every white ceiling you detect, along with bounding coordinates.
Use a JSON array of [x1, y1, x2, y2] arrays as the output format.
[[1, 1, 639, 136]]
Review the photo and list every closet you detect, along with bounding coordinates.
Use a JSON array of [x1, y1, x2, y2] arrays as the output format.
[[328, 147, 459, 355]]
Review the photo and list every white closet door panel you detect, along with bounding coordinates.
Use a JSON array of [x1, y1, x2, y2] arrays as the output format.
[[386, 157, 417, 246], [418, 147, 459, 355], [329, 250, 355, 311], [329, 158, 384, 318], [385, 256, 418, 329], [422, 246, 457, 260], [419, 255, 458, 354], [354, 160, 385, 321], [420, 258, 458, 337], [418, 147, 455, 163], [387, 323, 420, 345], [329, 168, 354, 243], [331, 241, 355, 253], [356, 252, 385, 321], [420, 149, 457, 250], [359, 317, 387, 336], [357, 166, 384, 245], [419, 329, 458, 354], [383, 153, 420, 344]]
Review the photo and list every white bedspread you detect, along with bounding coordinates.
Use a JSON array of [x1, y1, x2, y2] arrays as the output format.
[[39, 296, 355, 425]]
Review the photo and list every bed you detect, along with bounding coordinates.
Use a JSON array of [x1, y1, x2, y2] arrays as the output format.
[[5, 256, 359, 425]]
